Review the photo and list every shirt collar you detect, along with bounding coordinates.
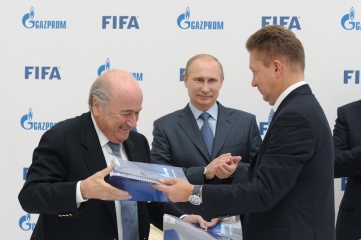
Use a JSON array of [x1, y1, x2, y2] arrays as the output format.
[[189, 102, 218, 120], [273, 81, 306, 112], [91, 112, 111, 148]]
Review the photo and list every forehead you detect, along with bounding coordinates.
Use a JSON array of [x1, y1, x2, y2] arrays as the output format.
[[188, 58, 221, 76]]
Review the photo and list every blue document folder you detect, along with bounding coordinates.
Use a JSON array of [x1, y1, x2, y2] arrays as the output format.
[[107, 154, 188, 202]]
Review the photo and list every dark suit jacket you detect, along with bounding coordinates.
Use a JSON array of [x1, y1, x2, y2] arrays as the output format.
[[18, 112, 183, 240], [201, 85, 335, 240], [333, 99, 361, 240], [151, 102, 262, 216]]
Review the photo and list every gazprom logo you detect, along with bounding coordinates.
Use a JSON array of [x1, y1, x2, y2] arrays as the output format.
[[262, 16, 301, 30], [25, 66, 61, 80], [20, 108, 57, 130], [130, 72, 143, 81], [177, 7, 224, 30], [98, 58, 111, 76], [341, 7, 361, 30], [102, 16, 140, 29], [344, 70, 360, 84], [22, 7, 66, 29], [19, 213, 36, 231]]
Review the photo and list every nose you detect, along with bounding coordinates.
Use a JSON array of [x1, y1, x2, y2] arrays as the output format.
[[201, 82, 210, 92], [251, 78, 257, 87]]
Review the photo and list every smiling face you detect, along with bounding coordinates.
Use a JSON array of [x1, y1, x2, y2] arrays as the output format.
[[249, 51, 279, 106], [92, 70, 143, 144], [183, 56, 223, 112]]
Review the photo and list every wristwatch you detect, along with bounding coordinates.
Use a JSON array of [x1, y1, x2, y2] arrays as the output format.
[[188, 185, 202, 205]]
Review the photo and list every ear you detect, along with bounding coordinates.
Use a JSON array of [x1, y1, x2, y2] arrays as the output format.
[[183, 73, 188, 88], [92, 98, 100, 116], [273, 60, 281, 74]]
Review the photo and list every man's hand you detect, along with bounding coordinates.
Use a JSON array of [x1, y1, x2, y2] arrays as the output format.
[[80, 164, 131, 200], [214, 156, 242, 179], [205, 153, 241, 179], [183, 215, 218, 229], [152, 178, 193, 202]]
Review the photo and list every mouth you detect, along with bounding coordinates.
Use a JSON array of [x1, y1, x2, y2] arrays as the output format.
[[119, 126, 131, 132]]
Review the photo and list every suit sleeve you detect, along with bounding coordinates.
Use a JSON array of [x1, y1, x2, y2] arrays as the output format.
[[201, 109, 316, 219], [18, 128, 79, 216], [333, 107, 361, 178]]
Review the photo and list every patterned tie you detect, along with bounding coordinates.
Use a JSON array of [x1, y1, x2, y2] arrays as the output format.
[[108, 141, 139, 240], [268, 108, 275, 125], [199, 112, 214, 156]]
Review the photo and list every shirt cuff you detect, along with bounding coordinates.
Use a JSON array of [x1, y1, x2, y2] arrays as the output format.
[[76, 181, 88, 208]]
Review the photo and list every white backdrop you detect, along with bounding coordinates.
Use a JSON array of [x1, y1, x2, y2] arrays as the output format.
[[1, 0, 360, 238]]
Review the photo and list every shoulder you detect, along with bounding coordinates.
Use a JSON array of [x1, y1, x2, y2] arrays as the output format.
[[46, 112, 90, 134], [220, 104, 256, 120], [339, 99, 361, 112], [154, 108, 187, 123]]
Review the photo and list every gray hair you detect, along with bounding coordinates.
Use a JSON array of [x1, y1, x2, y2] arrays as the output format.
[[88, 75, 111, 111]]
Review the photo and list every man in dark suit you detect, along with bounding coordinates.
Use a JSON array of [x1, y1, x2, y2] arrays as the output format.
[[18, 69, 207, 240], [151, 53, 262, 216], [333, 99, 361, 240], [154, 25, 336, 240]]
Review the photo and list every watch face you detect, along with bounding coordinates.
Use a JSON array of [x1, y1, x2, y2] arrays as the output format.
[[189, 195, 201, 205]]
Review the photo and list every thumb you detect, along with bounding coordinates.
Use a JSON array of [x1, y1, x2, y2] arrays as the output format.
[[100, 164, 114, 176], [160, 178, 178, 185]]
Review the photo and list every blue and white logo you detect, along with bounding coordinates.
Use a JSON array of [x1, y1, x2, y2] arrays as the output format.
[[25, 66, 61, 80], [259, 121, 270, 136], [22, 7, 66, 29], [23, 167, 29, 180], [179, 68, 185, 81], [262, 16, 301, 30], [19, 213, 36, 231], [20, 108, 57, 130], [341, 7, 361, 30], [102, 16, 140, 29], [177, 7, 224, 30], [97, 58, 143, 81], [98, 58, 111, 76], [130, 72, 143, 81], [344, 70, 360, 84]]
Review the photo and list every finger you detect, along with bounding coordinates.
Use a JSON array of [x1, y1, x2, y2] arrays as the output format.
[[159, 178, 179, 185], [231, 156, 242, 163], [99, 164, 114, 177], [208, 218, 218, 228]]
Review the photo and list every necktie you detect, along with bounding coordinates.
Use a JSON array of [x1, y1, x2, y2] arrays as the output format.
[[268, 108, 275, 125], [199, 112, 214, 156], [108, 141, 139, 240]]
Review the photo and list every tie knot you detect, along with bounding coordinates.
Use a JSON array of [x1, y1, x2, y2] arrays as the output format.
[[199, 112, 211, 121], [108, 141, 120, 157]]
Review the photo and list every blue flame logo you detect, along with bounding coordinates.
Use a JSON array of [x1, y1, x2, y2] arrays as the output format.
[[20, 108, 33, 130], [98, 58, 111, 76]]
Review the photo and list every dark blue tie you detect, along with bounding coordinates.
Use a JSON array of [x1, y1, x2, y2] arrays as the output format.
[[199, 112, 214, 156], [108, 141, 138, 240]]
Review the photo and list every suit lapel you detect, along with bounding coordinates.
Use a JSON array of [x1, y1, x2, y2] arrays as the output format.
[[177, 105, 211, 160], [257, 84, 312, 171], [212, 103, 235, 159], [269, 84, 312, 130], [81, 112, 117, 227]]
